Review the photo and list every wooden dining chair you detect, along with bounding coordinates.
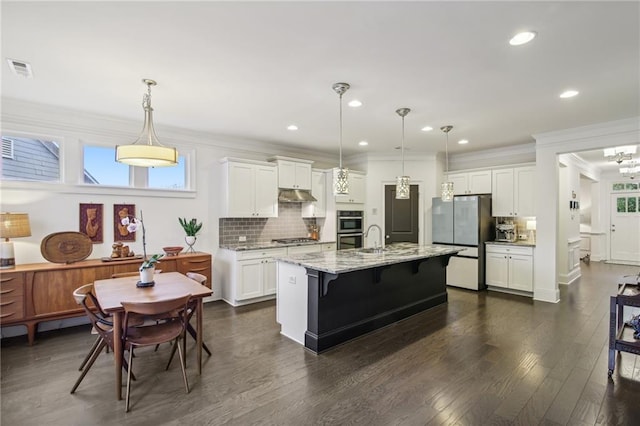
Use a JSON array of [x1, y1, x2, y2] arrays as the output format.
[[70, 284, 135, 394], [121, 294, 192, 412], [166, 272, 212, 368]]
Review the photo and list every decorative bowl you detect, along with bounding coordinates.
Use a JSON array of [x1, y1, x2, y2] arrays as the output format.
[[162, 246, 183, 256]]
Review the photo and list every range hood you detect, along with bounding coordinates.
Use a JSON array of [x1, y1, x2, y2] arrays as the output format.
[[278, 189, 317, 203]]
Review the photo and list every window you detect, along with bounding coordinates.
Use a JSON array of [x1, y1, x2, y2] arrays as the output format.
[[148, 156, 186, 189], [83, 146, 130, 186], [83, 144, 189, 190], [1, 136, 60, 182]]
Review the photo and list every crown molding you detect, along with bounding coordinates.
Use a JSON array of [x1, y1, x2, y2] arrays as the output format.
[[534, 117, 640, 146]]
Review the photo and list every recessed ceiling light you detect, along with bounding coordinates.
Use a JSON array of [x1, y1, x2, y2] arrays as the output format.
[[358, 141, 368, 146], [287, 124, 298, 131], [421, 126, 433, 132], [559, 90, 579, 98], [458, 139, 469, 145], [348, 100, 362, 108], [509, 31, 537, 46]]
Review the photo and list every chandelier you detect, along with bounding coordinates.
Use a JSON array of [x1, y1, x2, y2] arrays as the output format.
[[116, 79, 178, 167], [441, 125, 454, 201], [620, 161, 639, 179], [604, 145, 636, 164], [332, 82, 350, 195], [395, 108, 411, 199]]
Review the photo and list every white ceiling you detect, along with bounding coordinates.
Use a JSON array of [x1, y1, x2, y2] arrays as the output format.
[[2, 1, 639, 165]]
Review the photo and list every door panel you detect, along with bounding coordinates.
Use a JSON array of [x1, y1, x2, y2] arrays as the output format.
[[385, 185, 419, 244], [453, 196, 479, 246], [432, 197, 454, 244], [610, 194, 640, 262]]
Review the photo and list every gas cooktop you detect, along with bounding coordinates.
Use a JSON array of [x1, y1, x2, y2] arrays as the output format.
[[272, 237, 316, 244]]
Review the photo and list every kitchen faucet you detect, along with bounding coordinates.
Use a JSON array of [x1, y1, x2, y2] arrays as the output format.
[[365, 224, 383, 250]]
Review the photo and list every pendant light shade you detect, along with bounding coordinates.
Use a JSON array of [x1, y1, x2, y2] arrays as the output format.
[[395, 107, 411, 200], [116, 79, 178, 167], [332, 82, 350, 195], [441, 125, 454, 202]]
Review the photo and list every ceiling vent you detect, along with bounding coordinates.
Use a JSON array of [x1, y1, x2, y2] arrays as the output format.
[[7, 59, 33, 78]]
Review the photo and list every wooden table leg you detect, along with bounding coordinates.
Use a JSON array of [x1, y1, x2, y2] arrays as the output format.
[[197, 299, 203, 375], [113, 311, 123, 400]]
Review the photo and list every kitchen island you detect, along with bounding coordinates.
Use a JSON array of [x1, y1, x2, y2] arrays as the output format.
[[276, 243, 464, 353]]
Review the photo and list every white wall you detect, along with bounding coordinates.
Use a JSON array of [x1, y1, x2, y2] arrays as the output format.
[[360, 153, 439, 247], [533, 117, 640, 302], [1, 99, 337, 337]]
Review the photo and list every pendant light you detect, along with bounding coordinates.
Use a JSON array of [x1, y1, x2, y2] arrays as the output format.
[[441, 125, 454, 201], [116, 79, 178, 167], [395, 108, 411, 199], [332, 82, 350, 195]]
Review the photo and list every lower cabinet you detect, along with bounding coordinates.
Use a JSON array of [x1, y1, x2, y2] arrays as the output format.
[[219, 242, 336, 306], [486, 244, 534, 294], [220, 247, 287, 306]]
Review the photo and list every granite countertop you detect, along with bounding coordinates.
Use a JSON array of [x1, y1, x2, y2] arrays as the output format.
[[220, 240, 336, 251], [485, 240, 536, 247], [276, 242, 465, 274]]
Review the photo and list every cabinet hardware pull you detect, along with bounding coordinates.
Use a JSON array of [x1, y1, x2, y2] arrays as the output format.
[[1, 277, 16, 283], [0, 289, 15, 295]]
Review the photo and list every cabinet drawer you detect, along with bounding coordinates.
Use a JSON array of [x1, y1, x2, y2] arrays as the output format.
[[287, 245, 322, 255], [0, 294, 25, 322], [236, 248, 287, 261], [0, 272, 25, 296], [321, 243, 336, 252], [486, 244, 533, 256], [177, 256, 211, 272]]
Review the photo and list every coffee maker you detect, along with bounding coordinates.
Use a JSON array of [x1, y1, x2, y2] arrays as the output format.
[[495, 223, 517, 242]]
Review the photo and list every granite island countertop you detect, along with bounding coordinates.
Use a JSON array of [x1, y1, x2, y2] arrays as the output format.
[[276, 242, 465, 274], [220, 240, 336, 251]]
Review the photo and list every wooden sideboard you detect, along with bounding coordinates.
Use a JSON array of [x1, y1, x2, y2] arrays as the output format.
[[0, 252, 211, 345]]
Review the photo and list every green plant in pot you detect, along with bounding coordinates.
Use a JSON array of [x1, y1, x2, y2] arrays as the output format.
[[179, 217, 202, 253]]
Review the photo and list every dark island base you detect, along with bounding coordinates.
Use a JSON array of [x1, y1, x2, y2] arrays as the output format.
[[304, 255, 452, 353]]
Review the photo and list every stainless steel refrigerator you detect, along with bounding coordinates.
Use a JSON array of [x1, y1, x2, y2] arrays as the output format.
[[432, 194, 493, 290]]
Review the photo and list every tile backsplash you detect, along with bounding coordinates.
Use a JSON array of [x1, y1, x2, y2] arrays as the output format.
[[219, 203, 317, 246], [495, 216, 536, 242]]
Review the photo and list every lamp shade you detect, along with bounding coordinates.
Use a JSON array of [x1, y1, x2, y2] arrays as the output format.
[[0, 213, 31, 239], [115, 144, 178, 167]]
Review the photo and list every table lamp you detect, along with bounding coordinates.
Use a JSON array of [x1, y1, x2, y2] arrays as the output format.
[[0, 213, 32, 269], [526, 220, 536, 243]]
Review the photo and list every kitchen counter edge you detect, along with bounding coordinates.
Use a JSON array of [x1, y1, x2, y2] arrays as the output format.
[[220, 240, 336, 251]]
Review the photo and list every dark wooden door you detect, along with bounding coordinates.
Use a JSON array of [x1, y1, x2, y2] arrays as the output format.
[[384, 184, 419, 244]]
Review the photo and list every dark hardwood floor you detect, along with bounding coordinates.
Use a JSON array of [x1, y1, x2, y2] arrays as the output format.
[[2, 261, 639, 425]]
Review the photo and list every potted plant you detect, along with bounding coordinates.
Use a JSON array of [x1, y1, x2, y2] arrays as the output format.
[[139, 253, 163, 285], [179, 217, 203, 253]]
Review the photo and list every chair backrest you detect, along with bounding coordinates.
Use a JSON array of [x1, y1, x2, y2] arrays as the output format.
[[186, 272, 207, 287], [72, 283, 114, 341], [121, 294, 192, 330]]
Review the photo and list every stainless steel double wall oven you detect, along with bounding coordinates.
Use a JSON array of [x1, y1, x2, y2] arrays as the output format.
[[337, 210, 364, 250]]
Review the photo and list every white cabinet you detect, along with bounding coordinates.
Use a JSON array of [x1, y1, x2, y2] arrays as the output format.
[[321, 242, 336, 251], [486, 244, 533, 293], [302, 170, 326, 218], [491, 166, 535, 217], [220, 247, 287, 306], [287, 244, 322, 255], [335, 170, 366, 204], [446, 170, 491, 195], [269, 156, 313, 190], [221, 158, 278, 218]]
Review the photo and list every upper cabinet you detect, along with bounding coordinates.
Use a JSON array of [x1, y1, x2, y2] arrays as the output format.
[[268, 156, 313, 190], [221, 158, 278, 218], [491, 166, 535, 217], [302, 170, 327, 218], [446, 170, 492, 195], [334, 170, 366, 204]]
